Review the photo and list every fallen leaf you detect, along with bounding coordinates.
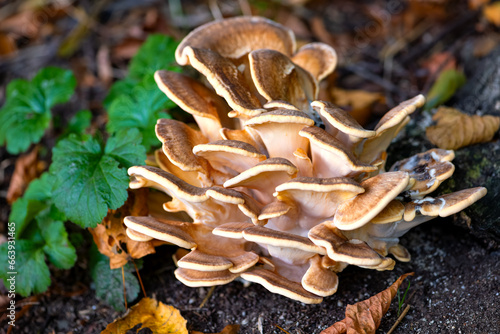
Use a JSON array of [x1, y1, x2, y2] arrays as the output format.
[[424, 69, 466, 111], [426, 107, 500, 150], [89, 188, 161, 269], [0, 32, 16, 56], [484, 2, 500, 27], [422, 52, 456, 78], [191, 324, 241, 334], [469, 0, 489, 10], [321, 273, 414, 334], [6, 146, 46, 204], [473, 34, 500, 58], [102, 297, 188, 334], [331, 88, 385, 126]]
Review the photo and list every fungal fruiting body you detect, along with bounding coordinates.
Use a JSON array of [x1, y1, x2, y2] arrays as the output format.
[[123, 16, 487, 304]]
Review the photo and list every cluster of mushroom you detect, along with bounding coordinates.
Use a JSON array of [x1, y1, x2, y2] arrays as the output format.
[[123, 16, 487, 304]]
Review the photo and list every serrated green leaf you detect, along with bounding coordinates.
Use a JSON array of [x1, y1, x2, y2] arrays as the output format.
[[424, 69, 466, 111], [92, 260, 140, 311], [50, 134, 132, 227], [40, 219, 77, 269], [103, 78, 136, 110], [60, 109, 92, 139], [0, 67, 76, 154], [9, 173, 58, 237], [107, 75, 173, 150], [105, 128, 147, 168], [0, 240, 51, 296], [129, 34, 180, 80]]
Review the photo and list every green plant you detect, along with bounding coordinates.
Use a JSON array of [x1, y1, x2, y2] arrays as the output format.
[[397, 280, 411, 316], [1, 34, 181, 307]]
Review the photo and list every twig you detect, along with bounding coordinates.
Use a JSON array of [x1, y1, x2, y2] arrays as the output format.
[[387, 304, 411, 334], [132, 259, 147, 298], [199, 286, 215, 308], [208, 0, 223, 21], [238, 0, 252, 16], [344, 64, 402, 94], [276, 325, 291, 334]]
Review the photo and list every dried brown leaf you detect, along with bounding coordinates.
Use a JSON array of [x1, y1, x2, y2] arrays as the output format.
[[102, 297, 188, 334], [6, 146, 46, 204], [89, 188, 160, 269], [321, 273, 414, 334], [331, 88, 385, 126], [190, 324, 241, 334], [426, 107, 500, 150], [484, 2, 500, 27]]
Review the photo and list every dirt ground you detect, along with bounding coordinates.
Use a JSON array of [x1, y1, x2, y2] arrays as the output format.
[[2, 218, 498, 333]]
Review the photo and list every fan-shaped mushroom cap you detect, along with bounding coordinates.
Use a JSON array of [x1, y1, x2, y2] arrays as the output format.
[[155, 149, 211, 187], [193, 140, 266, 177], [301, 254, 339, 296], [125, 216, 259, 274], [299, 126, 378, 179], [183, 47, 265, 118], [311, 100, 376, 150], [175, 268, 239, 287], [308, 223, 391, 267], [263, 100, 300, 111], [334, 171, 410, 230], [273, 177, 365, 230], [249, 49, 318, 111], [390, 148, 455, 198], [175, 16, 296, 66], [404, 187, 487, 221], [370, 200, 405, 224], [244, 109, 314, 164], [240, 268, 323, 304], [291, 43, 338, 81], [155, 119, 209, 175], [155, 70, 233, 142], [223, 158, 298, 204], [357, 95, 425, 164], [128, 166, 254, 226]]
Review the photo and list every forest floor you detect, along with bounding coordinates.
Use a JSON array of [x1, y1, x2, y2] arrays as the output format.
[[1, 0, 499, 333]]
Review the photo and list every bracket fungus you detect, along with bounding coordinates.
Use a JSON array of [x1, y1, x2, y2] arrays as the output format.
[[123, 16, 487, 304]]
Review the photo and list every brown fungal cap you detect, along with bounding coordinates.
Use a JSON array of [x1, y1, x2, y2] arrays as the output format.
[[184, 47, 265, 117], [301, 255, 339, 296], [175, 268, 239, 287], [249, 49, 317, 110], [308, 223, 387, 266], [291, 43, 338, 81], [263, 100, 300, 111], [370, 200, 405, 224], [390, 148, 456, 197], [311, 100, 376, 140], [299, 126, 378, 177], [193, 140, 266, 175], [244, 109, 314, 127], [124, 216, 196, 249], [175, 16, 296, 65], [334, 171, 410, 230], [155, 119, 208, 173], [240, 268, 323, 304]]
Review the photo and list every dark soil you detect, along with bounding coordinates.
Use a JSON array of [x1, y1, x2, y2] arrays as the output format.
[[3, 219, 499, 333]]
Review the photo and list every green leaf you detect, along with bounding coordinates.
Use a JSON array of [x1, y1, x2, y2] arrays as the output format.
[[103, 78, 136, 110], [424, 69, 466, 111], [107, 76, 173, 150], [60, 109, 92, 139], [0, 240, 51, 296], [9, 173, 58, 237], [0, 67, 76, 154], [105, 128, 147, 168], [38, 213, 77, 269], [92, 260, 140, 311], [129, 35, 180, 81], [50, 131, 145, 228]]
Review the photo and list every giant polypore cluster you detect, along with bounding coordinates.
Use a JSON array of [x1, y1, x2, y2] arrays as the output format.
[[123, 16, 486, 303]]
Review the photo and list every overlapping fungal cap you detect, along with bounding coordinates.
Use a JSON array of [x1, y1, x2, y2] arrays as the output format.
[[123, 16, 487, 304]]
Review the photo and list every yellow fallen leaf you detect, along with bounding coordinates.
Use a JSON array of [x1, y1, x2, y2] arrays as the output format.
[[426, 107, 500, 150], [321, 273, 414, 334], [484, 2, 500, 27], [102, 297, 188, 334], [190, 324, 240, 334]]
